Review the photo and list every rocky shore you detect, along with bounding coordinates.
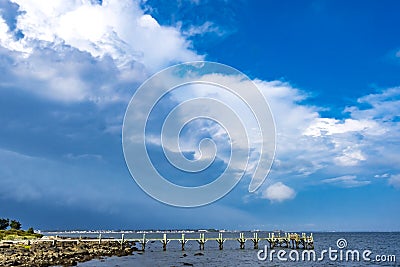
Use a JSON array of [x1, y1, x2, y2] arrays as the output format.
[[0, 238, 138, 267]]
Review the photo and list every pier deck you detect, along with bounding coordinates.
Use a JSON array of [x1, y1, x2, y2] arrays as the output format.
[[1, 232, 314, 251]]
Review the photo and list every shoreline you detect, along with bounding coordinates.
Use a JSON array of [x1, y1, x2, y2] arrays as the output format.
[[0, 231, 314, 266], [0, 237, 138, 267]]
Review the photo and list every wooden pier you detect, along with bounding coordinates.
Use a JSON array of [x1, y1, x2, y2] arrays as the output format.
[[136, 232, 314, 251], [2, 232, 314, 251]]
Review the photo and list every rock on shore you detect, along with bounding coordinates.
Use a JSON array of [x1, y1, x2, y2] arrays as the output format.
[[0, 239, 138, 267]]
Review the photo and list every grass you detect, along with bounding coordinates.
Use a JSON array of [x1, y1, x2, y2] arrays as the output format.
[[0, 229, 43, 240]]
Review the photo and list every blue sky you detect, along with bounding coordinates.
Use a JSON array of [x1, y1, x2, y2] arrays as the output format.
[[0, 0, 399, 231]]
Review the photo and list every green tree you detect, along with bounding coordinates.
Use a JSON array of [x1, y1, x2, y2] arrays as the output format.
[[27, 227, 34, 234], [0, 218, 9, 230], [10, 220, 21, 230]]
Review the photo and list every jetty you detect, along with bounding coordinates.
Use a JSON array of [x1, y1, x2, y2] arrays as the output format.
[[2, 232, 314, 251]]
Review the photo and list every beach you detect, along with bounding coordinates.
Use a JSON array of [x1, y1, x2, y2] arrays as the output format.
[[0, 238, 137, 267]]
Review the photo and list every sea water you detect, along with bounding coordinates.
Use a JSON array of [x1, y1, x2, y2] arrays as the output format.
[[46, 232, 399, 267]]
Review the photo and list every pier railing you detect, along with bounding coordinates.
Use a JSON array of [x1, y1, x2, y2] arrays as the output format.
[[1, 232, 314, 251]]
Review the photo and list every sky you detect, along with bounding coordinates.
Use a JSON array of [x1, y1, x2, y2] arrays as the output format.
[[0, 0, 399, 231]]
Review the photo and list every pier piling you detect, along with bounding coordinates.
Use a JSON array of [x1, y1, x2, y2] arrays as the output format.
[[237, 233, 246, 249], [179, 234, 187, 251], [216, 233, 225, 250], [197, 233, 206, 250], [161, 233, 170, 251], [251, 232, 260, 249], [140, 234, 148, 251], [120, 234, 125, 250]]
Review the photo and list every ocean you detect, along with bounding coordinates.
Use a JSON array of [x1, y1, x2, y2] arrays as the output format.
[[47, 232, 399, 267]]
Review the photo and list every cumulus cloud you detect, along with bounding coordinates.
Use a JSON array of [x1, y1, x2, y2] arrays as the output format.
[[304, 118, 383, 137], [12, 0, 201, 68], [0, 0, 201, 102], [1, 0, 400, 206], [135, 70, 400, 200], [251, 85, 400, 198], [261, 182, 296, 202], [334, 146, 366, 167], [301, 88, 399, 173], [0, 15, 30, 53], [165, 77, 318, 182]]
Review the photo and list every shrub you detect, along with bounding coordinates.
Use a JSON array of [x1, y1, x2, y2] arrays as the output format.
[[0, 218, 9, 230], [10, 220, 21, 230]]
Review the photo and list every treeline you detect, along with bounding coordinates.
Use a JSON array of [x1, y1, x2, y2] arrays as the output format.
[[0, 218, 34, 233]]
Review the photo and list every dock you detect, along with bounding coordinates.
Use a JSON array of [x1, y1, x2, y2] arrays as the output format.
[[1, 232, 314, 251]]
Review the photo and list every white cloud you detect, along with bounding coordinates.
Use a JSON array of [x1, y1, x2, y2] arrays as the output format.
[[346, 87, 400, 121], [374, 173, 389, 178], [0, 14, 30, 53], [135, 71, 400, 198], [322, 175, 370, 188], [1, 0, 400, 203], [388, 174, 400, 189], [182, 21, 225, 37], [0, 0, 201, 102], [255, 86, 400, 195], [0, 46, 123, 102], [334, 146, 366, 166], [11, 0, 201, 70], [304, 118, 383, 137], [261, 182, 296, 202]]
